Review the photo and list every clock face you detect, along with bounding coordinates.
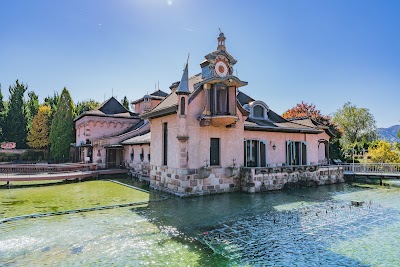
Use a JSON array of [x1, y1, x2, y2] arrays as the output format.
[[214, 55, 229, 77], [215, 61, 228, 77]]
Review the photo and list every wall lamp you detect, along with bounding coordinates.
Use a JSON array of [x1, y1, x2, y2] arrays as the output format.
[[270, 141, 276, 150]]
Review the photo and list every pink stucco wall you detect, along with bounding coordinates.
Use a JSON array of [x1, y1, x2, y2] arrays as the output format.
[[123, 144, 151, 165], [149, 89, 246, 169], [134, 99, 163, 114], [75, 116, 140, 146], [243, 130, 330, 166], [150, 114, 179, 168]]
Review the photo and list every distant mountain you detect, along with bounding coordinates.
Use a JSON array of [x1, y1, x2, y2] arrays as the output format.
[[377, 125, 400, 143]]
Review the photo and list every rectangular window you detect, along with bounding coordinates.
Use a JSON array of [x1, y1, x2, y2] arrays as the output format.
[[286, 141, 307, 166], [210, 138, 220, 166], [244, 140, 267, 167], [210, 84, 229, 115], [163, 123, 168, 165]]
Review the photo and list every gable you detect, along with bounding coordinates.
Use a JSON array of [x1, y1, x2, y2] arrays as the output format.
[[98, 97, 128, 115]]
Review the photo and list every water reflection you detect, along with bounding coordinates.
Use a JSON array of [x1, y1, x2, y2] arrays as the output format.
[[1, 177, 400, 266]]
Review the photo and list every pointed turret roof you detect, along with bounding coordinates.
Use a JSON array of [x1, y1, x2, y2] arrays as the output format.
[[176, 58, 190, 95]]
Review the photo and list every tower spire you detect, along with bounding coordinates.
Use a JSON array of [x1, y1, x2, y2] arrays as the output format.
[[176, 54, 190, 95]]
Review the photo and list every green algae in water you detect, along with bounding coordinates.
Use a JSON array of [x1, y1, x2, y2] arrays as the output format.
[[0, 208, 229, 267], [0, 180, 149, 219], [3, 183, 400, 266]]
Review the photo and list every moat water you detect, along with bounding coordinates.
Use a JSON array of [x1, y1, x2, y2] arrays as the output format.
[[1, 177, 400, 266]]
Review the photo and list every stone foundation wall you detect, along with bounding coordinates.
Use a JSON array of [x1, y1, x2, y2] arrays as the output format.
[[150, 166, 241, 197], [148, 165, 344, 197], [241, 166, 344, 193], [128, 161, 150, 177]]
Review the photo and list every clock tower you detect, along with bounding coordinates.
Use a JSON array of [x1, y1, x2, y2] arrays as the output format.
[[200, 31, 237, 80], [198, 31, 248, 126]]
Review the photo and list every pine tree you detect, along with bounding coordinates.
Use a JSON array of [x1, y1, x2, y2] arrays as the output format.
[[121, 96, 130, 111], [26, 91, 39, 128], [49, 88, 75, 162], [76, 99, 100, 115], [44, 92, 60, 121], [0, 84, 4, 142], [3, 80, 28, 148], [27, 105, 52, 153]]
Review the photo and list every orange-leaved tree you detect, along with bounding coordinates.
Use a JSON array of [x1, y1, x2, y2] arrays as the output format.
[[282, 101, 331, 125]]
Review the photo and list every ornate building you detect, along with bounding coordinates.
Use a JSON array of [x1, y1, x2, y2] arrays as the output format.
[[74, 31, 342, 195]]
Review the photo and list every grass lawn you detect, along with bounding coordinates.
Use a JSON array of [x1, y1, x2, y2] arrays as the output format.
[[0, 180, 149, 219]]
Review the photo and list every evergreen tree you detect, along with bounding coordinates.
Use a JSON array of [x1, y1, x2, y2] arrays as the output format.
[[44, 92, 60, 121], [26, 91, 39, 128], [0, 83, 4, 112], [3, 80, 28, 148], [0, 84, 4, 142], [27, 105, 52, 155], [75, 99, 100, 116], [121, 96, 130, 111], [49, 88, 75, 162]]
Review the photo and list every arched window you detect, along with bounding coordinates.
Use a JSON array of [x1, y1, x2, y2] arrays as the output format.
[[180, 97, 185, 115], [253, 105, 264, 118]]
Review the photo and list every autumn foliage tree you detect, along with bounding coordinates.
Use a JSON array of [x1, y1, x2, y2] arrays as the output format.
[[282, 101, 331, 124], [27, 105, 52, 155]]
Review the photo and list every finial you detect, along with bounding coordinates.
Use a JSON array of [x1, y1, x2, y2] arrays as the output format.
[[217, 29, 226, 51]]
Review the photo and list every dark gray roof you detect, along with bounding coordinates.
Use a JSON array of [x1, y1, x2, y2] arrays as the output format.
[[245, 120, 322, 134], [141, 74, 203, 119], [150, 90, 168, 97], [121, 132, 151, 145], [176, 62, 190, 94], [98, 97, 129, 115], [74, 97, 138, 121], [267, 110, 288, 123], [122, 120, 146, 134], [237, 91, 255, 106]]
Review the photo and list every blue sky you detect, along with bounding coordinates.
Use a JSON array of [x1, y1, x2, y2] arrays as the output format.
[[0, 0, 399, 127]]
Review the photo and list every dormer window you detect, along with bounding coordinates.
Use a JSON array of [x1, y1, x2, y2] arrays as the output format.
[[253, 105, 264, 118], [249, 101, 269, 120]]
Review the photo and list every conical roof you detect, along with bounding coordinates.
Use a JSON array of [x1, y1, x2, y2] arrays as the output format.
[[176, 59, 190, 95]]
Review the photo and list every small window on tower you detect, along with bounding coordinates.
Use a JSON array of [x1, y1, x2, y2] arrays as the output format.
[[180, 97, 185, 115]]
